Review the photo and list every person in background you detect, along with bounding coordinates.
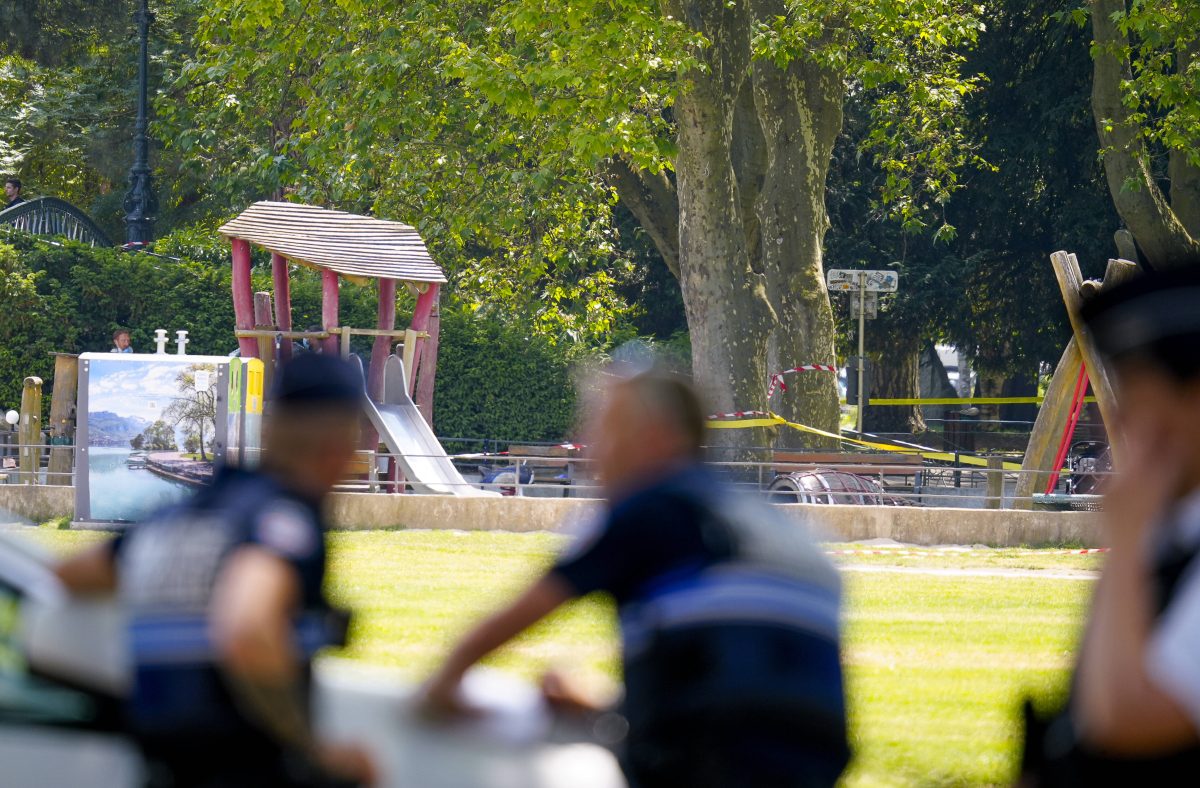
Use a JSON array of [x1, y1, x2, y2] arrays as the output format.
[[423, 366, 850, 787], [4, 176, 24, 208], [1021, 265, 1200, 784], [111, 329, 134, 353], [54, 354, 376, 787]]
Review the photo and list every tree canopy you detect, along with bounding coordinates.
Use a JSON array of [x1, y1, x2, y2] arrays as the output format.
[[1087, 0, 1200, 267], [1, 0, 1174, 443]]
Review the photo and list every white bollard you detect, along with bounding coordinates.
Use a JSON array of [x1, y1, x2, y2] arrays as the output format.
[[154, 329, 169, 355], [175, 330, 189, 356]]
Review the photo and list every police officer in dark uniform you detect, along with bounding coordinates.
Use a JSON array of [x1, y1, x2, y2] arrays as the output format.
[[423, 367, 849, 787], [1021, 265, 1200, 784], [55, 354, 375, 787]]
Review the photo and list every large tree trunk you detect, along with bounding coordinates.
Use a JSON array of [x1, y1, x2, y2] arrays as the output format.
[[749, 2, 843, 445], [862, 325, 924, 435], [1090, 0, 1200, 267], [665, 0, 775, 459], [614, 0, 848, 457]]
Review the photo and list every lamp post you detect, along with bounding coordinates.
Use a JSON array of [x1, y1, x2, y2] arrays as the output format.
[[122, 0, 158, 248]]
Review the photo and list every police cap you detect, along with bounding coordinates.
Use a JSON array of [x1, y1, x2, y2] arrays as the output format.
[[1081, 263, 1200, 382], [270, 354, 363, 410]]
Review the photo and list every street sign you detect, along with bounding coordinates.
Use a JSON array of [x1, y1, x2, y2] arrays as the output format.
[[850, 292, 878, 319], [826, 269, 899, 293]]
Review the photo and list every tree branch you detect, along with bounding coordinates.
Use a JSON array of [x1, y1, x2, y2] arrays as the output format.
[[1090, 0, 1200, 268], [604, 157, 680, 278], [1168, 38, 1200, 239]]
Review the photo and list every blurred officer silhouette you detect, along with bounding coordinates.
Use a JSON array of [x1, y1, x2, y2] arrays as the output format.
[[56, 354, 375, 787], [1022, 264, 1200, 784], [424, 365, 849, 787]]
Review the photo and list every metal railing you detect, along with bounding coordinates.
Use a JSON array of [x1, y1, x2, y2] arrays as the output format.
[[0, 197, 115, 247], [0, 434, 1112, 511]]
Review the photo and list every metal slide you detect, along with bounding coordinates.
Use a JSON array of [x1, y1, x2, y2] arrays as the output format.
[[363, 356, 496, 496]]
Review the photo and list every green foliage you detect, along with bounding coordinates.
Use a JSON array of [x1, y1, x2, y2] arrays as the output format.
[[1088, 0, 1200, 170], [0, 235, 578, 442], [157, 0, 641, 346], [750, 1, 990, 237], [434, 304, 578, 444], [137, 420, 178, 451], [0, 240, 77, 411], [0, 2, 204, 239], [825, 0, 1119, 381]]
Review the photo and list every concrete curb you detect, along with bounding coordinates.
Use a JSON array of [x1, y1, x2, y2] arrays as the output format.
[[324, 493, 1103, 548], [776, 503, 1102, 548], [0, 485, 1103, 548], [325, 492, 601, 533], [0, 485, 73, 524]]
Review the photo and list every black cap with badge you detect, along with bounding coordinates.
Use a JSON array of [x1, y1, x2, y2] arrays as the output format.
[[1081, 263, 1200, 383]]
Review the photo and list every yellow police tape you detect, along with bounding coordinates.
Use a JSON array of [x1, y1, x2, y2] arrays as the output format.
[[858, 396, 1097, 406], [706, 413, 1023, 471]]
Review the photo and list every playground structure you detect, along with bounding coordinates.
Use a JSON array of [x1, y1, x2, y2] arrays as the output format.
[[1014, 251, 1134, 509], [218, 201, 490, 496]]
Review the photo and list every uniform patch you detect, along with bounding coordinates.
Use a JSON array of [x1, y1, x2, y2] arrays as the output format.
[[255, 503, 318, 559]]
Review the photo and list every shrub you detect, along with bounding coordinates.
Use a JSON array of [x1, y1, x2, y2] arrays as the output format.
[[0, 235, 578, 443]]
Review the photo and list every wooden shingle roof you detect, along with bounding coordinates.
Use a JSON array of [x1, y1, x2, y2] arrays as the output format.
[[218, 201, 447, 285]]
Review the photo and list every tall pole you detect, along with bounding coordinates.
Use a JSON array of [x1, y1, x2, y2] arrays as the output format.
[[122, 0, 158, 247], [856, 272, 866, 435]]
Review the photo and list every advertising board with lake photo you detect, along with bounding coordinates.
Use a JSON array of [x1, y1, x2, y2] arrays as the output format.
[[79, 356, 226, 522]]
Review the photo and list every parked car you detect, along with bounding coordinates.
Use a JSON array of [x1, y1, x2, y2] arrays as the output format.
[[767, 469, 916, 506]]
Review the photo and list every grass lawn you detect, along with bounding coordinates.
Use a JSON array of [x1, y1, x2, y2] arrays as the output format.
[[17, 527, 1092, 786]]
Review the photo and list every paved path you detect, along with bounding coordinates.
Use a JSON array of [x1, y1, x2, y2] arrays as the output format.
[[839, 564, 1099, 581]]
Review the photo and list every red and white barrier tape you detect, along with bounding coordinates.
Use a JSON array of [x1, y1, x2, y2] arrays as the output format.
[[708, 410, 772, 421], [768, 364, 838, 398]]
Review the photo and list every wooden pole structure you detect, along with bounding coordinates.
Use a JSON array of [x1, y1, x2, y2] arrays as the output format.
[[253, 291, 275, 395], [272, 252, 293, 363], [985, 457, 1004, 509], [231, 238, 257, 358], [414, 288, 441, 429], [1049, 253, 1128, 455], [1015, 339, 1084, 507], [368, 279, 397, 403], [321, 269, 340, 355], [18, 376, 42, 485], [361, 278, 397, 459], [46, 353, 78, 485], [409, 283, 440, 424], [1015, 254, 1138, 508]]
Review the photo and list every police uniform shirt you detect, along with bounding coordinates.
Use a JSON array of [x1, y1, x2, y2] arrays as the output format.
[[1146, 489, 1200, 734], [551, 464, 735, 605], [112, 466, 328, 739], [550, 463, 849, 785]]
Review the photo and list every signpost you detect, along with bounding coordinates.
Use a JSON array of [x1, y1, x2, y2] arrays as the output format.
[[826, 269, 899, 434]]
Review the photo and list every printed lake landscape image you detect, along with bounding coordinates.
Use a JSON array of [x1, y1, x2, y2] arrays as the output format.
[[84, 357, 220, 522]]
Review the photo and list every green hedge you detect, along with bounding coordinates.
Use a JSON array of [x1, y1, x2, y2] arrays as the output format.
[[0, 236, 575, 443], [434, 304, 576, 445]]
